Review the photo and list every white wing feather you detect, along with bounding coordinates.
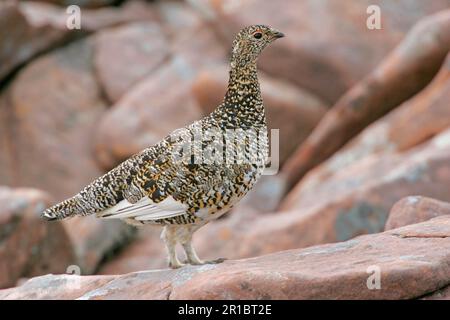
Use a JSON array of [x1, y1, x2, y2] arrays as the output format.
[[97, 196, 187, 221]]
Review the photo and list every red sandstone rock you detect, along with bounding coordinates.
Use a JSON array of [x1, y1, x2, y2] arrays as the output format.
[[0, 0, 69, 82], [0, 187, 75, 289], [94, 62, 204, 169], [0, 38, 134, 274], [385, 196, 450, 231], [281, 9, 450, 190], [295, 53, 450, 193], [19, 0, 159, 32], [94, 22, 170, 103], [25, 0, 116, 8], [3, 216, 450, 299], [193, 0, 450, 104], [94, 25, 226, 169], [0, 38, 106, 202]]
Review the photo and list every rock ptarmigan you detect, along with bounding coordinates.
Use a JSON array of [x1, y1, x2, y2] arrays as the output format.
[[42, 25, 284, 269]]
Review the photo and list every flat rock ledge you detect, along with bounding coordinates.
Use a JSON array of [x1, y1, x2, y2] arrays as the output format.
[[1, 216, 450, 300]]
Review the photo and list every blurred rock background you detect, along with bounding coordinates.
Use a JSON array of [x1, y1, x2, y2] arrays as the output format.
[[1, 0, 450, 299]]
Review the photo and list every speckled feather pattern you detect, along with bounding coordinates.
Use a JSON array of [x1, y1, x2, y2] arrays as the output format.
[[42, 25, 282, 228]]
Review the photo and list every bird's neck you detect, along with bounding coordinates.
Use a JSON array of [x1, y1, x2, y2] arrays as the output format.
[[213, 62, 265, 128]]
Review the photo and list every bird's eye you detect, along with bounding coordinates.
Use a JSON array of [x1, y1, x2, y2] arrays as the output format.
[[253, 32, 262, 39]]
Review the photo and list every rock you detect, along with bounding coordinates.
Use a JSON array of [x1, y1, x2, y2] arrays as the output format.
[[269, 128, 450, 251], [94, 62, 204, 169], [94, 25, 227, 169], [97, 207, 260, 275], [191, 66, 328, 165], [98, 227, 168, 274], [99, 113, 450, 274], [385, 196, 450, 231], [168, 24, 227, 74], [0, 37, 106, 202], [0, 0, 70, 82], [94, 22, 170, 103], [0, 37, 134, 273], [0, 0, 158, 83], [3, 216, 450, 299], [62, 217, 135, 275], [422, 285, 450, 300], [155, 0, 205, 32], [280, 9, 450, 191], [0, 274, 117, 300], [25, 0, 117, 8], [291, 52, 450, 193], [193, 0, 450, 104], [0, 187, 75, 289], [19, 0, 159, 33]]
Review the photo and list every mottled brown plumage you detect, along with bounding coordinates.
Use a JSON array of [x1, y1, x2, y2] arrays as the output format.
[[42, 25, 284, 268]]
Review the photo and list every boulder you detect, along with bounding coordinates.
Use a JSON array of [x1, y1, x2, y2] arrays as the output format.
[[385, 196, 450, 231], [99, 128, 450, 274], [19, 0, 159, 32], [271, 128, 450, 250], [94, 62, 205, 169], [192, 0, 450, 104], [98, 227, 168, 274], [94, 22, 170, 103], [280, 9, 450, 190], [25, 0, 117, 8], [0, 0, 159, 82], [3, 216, 450, 299], [0, 0, 70, 82], [0, 37, 134, 273], [0, 187, 75, 289], [0, 37, 106, 202], [295, 52, 450, 192], [155, 0, 205, 32], [94, 25, 227, 169], [422, 285, 450, 300], [62, 217, 135, 275]]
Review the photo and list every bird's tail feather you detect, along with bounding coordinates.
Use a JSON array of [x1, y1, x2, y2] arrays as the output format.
[[41, 195, 81, 221]]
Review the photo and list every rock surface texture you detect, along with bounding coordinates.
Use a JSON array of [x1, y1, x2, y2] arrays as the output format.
[[2, 0, 450, 300], [2, 216, 450, 299], [0, 187, 74, 289]]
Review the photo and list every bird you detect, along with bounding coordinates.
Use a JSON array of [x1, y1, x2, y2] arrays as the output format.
[[41, 25, 285, 269]]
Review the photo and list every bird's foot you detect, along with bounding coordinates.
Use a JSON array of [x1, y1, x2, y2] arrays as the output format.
[[204, 257, 227, 264], [168, 260, 186, 269], [184, 257, 227, 265]]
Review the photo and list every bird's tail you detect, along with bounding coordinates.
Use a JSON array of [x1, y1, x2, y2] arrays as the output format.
[[41, 195, 82, 221]]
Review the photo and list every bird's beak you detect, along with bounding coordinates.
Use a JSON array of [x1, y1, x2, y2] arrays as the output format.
[[271, 30, 285, 39]]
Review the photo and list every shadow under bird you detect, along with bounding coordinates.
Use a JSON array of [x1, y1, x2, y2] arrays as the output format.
[[41, 25, 284, 269]]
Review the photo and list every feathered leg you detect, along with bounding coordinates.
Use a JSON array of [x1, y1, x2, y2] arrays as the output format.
[[178, 225, 226, 266], [161, 225, 184, 269]]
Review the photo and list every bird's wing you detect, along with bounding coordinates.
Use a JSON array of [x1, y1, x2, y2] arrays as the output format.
[[97, 195, 187, 221]]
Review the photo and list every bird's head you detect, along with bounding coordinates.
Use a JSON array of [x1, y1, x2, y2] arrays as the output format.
[[230, 25, 284, 68]]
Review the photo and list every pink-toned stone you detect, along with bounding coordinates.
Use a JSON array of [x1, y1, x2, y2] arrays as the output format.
[[0, 0, 69, 81], [296, 52, 450, 192], [0, 37, 134, 274], [19, 0, 159, 32], [3, 216, 450, 299], [385, 196, 450, 231], [94, 62, 204, 169], [94, 25, 227, 169], [194, 0, 450, 104], [25, 0, 116, 8], [280, 10, 450, 191], [0, 187, 75, 289], [94, 22, 170, 103], [0, 38, 106, 202]]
